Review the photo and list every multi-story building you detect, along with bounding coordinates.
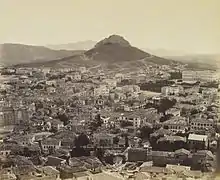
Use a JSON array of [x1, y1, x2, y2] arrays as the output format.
[[190, 118, 214, 131], [163, 116, 188, 133], [0, 103, 29, 127], [161, 85, 183, 96], [182, 70, 218, 82]]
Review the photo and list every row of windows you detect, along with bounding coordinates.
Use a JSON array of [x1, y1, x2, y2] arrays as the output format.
[[0, 151, 10, 155], [191, 126, 211, 130], [191, 123, 212, 127], [169, 126, 182, 129], [43, 145, 56, 149]]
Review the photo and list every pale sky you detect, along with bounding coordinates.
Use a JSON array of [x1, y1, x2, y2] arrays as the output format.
[[0, 0, 220, 54]]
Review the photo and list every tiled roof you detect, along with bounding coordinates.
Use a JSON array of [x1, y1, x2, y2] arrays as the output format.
[[157, 136, 186, 143], [174, 148, 190, 155]]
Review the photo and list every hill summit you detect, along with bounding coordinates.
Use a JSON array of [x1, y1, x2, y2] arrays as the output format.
[[14, 34, 178, 68], [94, 35, 131, 48], [85, 34, 150, 62]]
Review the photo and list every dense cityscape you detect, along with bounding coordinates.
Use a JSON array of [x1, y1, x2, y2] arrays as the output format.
[[0, 58, 219, 179], [0, 1, 220, 179]]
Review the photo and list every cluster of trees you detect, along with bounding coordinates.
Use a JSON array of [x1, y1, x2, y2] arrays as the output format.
[[158, 98, 177, 114], [139, 80, 175, 93], [169, 71, 182, 79], [145, 97, 177, 115], [88, 114, 103, 131], [137, 125, 154, 139], [70, 133, 90, 157], [120, 120, 133, 128]]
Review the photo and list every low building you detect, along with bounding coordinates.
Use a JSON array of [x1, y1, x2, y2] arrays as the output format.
[[93, 133, 114, 147], [0, 144, 12, 156], [188, 133, 208, 150], [165, 108, 181, 117], [163, 116, 188, 133], [151, 151, 177, 166], [174, 148, 191, 165], [127, 147, 151, 162], [41, 138, 61, 152]]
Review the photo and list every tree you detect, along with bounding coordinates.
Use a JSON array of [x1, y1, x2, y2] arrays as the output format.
[[95, 148, 104, 160], [125, 135, 129, 147], [120, 120, 133, 128], [159, 98, 177, 114], [23, 147, 30, 157], [160, 114, 173, 123], [75, 133, 90, 148], [191, 109, 199, 115], [138, 125, 153, 139], [113, 136, 119, 145], [58, 113, 69, 126], [88, 115, 103, 131], [96, 114, 103, 127]]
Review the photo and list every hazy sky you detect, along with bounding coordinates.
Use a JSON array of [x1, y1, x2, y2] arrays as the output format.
[[0, 0, 219, 54]]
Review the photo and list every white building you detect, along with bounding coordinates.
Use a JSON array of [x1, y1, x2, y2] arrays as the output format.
[[103, 79, 117, 88], [182, 70, 218, 82], [41, 139, 61, 152], [188, 134, 208, 148], [94, 85, 109, 96], [161, 85, 183, 96], [79, 66, 87, 73], [165, 108, 181, 117]]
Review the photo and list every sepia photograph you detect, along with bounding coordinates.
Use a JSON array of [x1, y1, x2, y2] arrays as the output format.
[[0, 0, 220, 179]]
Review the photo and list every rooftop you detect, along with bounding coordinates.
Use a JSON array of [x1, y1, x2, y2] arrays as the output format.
[[188, 133, 208, 141]]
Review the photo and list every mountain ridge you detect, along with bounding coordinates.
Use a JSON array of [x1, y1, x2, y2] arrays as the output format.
[[13, 35, 178, 69], [0, 43, 84, 66], [47, 40, 96, 51]]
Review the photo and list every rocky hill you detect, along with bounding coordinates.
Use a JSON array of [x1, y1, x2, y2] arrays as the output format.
[[13, 35, 179, 68]]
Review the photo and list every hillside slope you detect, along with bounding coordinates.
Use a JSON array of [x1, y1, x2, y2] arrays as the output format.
[[13, 35, 178, 68], [0, 43, 84, 66], [47, 40, 96, 50]]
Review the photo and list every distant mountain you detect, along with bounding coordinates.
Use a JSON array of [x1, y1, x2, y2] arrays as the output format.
[[0, 43, 84, 66], [47, 40, 97, 51], [166, 54, 220, 70], [14, 35, 179, 69], [142, 48, 188, 57]]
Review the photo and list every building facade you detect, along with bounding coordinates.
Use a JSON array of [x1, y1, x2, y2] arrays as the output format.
[[182, 70, 218, 82], [161, 85, 183, 96]]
